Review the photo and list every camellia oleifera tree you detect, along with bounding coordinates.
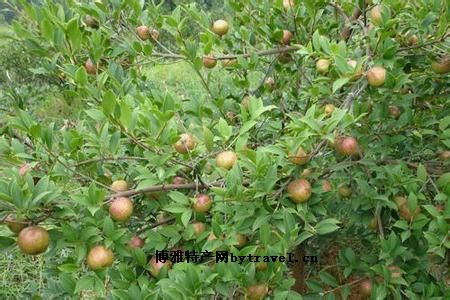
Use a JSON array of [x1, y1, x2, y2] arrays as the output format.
[[0, 0, 449, 299]]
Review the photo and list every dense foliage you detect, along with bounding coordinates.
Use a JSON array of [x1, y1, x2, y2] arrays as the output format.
[[0, 0, 449, 299]]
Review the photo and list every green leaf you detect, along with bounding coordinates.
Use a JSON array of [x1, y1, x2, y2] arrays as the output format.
[[164, 204, 188, 214], [312, 30, 321, 51], [259, 223, 271, 244], [436, 173, 449, 188], [103, 216, 115, 237], [181, 210, 192, 227], [74, 275, 96, 294], [239, 120, 257, 135], [315, 219, 340, 235], [102, 90, 116, 116], [296, 231, 313, 244], [119, 101, 133, 129], [75, 66, 88, 85], [417, 164, 427, 183], [132, 249, 147, 266], [319, 271, 338, 287], [332, 78, 349, 93], [40, 19, 54, 42], [0, 237, 15, 250], [66, 18, 82, 51], [203, 127, 214, 151], [216, 118, 232, 142], [57, 263, 79, 273]]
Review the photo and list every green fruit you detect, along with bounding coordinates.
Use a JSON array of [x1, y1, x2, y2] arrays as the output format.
[[212, 19, 229, 36], [111, 180, 128, 193], [338, 185, 352, 198], [316, 59, 331, 73], [216, 151, 238, 170]]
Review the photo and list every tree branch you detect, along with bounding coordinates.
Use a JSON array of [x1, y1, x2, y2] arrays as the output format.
[[397, 32, 450, 52], [104, 181, 223, 202]]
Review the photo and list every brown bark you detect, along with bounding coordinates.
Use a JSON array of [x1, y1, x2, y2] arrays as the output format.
[[291, 244, 306, 294]]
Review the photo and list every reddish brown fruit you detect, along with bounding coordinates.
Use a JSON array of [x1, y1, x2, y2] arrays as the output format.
[[84, 15, 99, 29], [212, 19, 229, 36], [247, 283, 269, 300], [150, 29, 160, 41], [335, 136, 360, 156], [84, 59, 97, 75], [388, 265, 402, 278], [136, 25, 150, 40], [191, 222, 206, 236], [203, 55, 217, 69], [111, 180, 128, 193], [149, 256, 172, 277], [408, 34, 418, 45], [19, 163, 30, 176], [438, 151, 450, 161], [17, 226, 50, 255], [394, 196, 421, 221], [371, 5, 383, 25], [128, 236, 145, 249], [5, 214, 28, 234], [322, 180, 332, 192], [431, 57, 450, 74], [86, 245, 114, 270], [225, 111, 237, 122], [388, 105, 401, 119], [368, 217, 378, 230], [264, 77, 276, 91], [287, 179, 312, 203], [281, 30, 293, 44], [255, 261, 268, 271], [367, 66, 386, 87], [193, 194, 213, 213], [359, 279, 373, 297], [235, 233, 248, 248], [172, 176, 187, 185], [288, 147, 309, 165], [109, 197, 133, 222], [216, 150, 238, 170], [174, 133, 196, 153]]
